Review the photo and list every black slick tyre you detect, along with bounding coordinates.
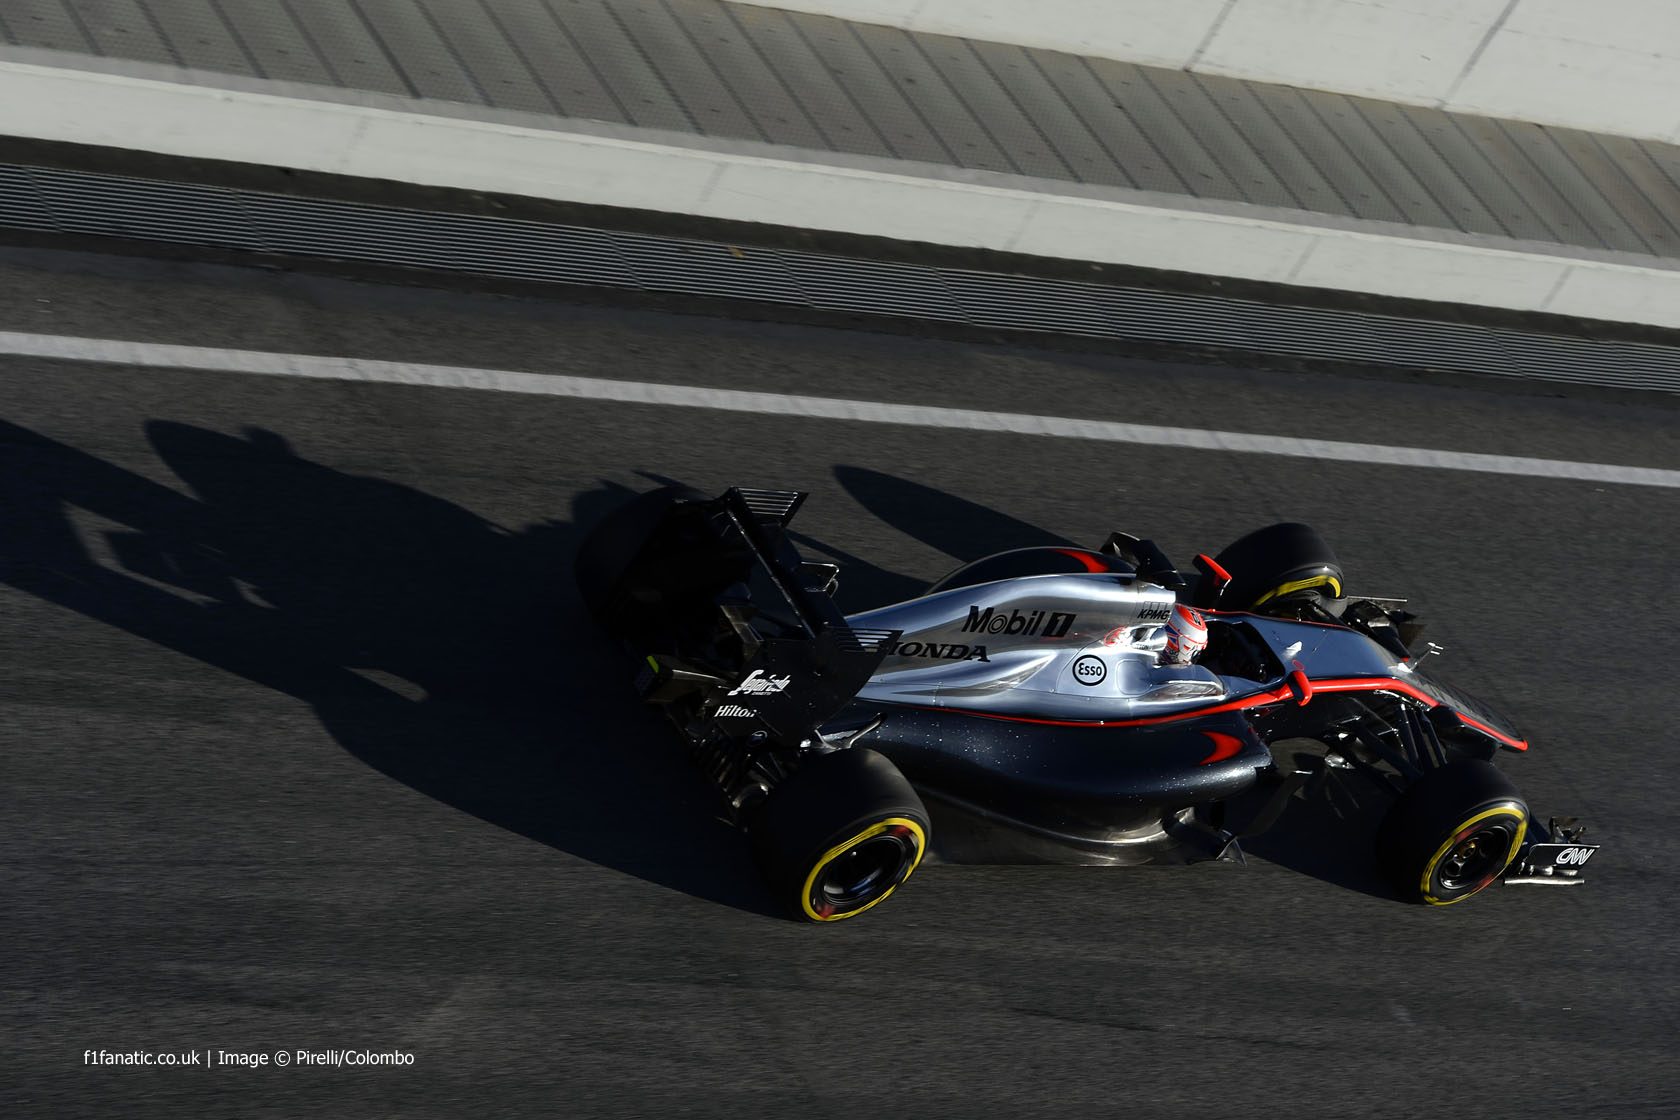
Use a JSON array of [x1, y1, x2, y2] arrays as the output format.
[[1204, 522, 1344, 610], [1375, 760, 1528, 906], [750, 748, 930, 923]]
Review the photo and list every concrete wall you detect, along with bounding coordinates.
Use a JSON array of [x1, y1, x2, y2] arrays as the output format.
[[4, 59, 1677, 330], [729, 0, 1680, 144]]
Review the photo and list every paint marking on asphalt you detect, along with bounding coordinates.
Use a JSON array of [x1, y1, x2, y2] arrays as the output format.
[[4, 330, 1676, 489]]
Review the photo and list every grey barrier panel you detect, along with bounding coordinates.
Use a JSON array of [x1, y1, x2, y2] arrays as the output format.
[[5, 0, 1680, 260], [1, 162, 1676, 394]]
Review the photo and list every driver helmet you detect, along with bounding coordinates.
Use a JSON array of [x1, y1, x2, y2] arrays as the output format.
[[1161, 604, 1208, 665]]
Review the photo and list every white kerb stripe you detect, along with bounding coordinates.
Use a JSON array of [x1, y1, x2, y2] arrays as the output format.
[[3, 330, 1675, 489]]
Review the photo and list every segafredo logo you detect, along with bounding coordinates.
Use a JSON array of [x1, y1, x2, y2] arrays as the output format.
[[890, 641, 991, 663], [961, 606, 1076, 638], [728, 669, 791, 696]]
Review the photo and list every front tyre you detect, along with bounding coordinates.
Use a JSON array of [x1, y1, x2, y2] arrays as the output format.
[[1203, 522, 1343, 611], [750, 748, 930, 923], [1375, 760, 1528, 906]]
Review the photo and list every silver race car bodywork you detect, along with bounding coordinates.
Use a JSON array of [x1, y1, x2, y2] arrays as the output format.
[[823, 567, 1526, 863], [579, 486, 1597, 920]]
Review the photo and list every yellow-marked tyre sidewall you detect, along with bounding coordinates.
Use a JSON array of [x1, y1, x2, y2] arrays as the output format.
[[751, 747, 931, 924], [1251, 573, 1342, 608], [799, 817, 926, 923], [1374, 759, 1528, 907], [1202, 523, 1342, 610], [1419, 805, 1526, 906]]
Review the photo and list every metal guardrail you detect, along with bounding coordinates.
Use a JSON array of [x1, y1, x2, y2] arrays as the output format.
[[2, 162, 1676, 393]]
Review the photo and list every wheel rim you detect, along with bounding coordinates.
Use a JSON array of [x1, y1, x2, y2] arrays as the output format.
[[805, 822, 923, 920], [1437, 824, 1513, 891], [818, 836, 905, 905], [1421, 806, 1526, 904]]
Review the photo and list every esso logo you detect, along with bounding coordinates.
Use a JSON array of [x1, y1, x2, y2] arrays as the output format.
[[1071, 655, 1107, 686], [1555, 847, 1595, 867]]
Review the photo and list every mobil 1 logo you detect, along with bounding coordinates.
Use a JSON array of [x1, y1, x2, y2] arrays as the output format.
[[963, 606, 1077, 639]]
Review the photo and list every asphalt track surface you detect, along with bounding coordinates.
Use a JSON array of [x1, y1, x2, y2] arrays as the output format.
[[4, 246, 1678, 1118]]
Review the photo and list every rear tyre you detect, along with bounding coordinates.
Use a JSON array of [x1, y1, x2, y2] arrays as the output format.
[[1375, 760, 1528, 906], [1204, 522, 1344, 610], [750, 748, 930, 923]]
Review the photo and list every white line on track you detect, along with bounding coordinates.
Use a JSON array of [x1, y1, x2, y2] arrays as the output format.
[[4, 330, 1677, 489]]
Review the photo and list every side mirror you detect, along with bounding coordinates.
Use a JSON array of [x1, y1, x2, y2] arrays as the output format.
[[1286, 662, 1313, 707], [1193, 553, 1232, 604]]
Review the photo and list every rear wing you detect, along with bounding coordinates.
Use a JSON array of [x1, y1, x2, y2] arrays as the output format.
[[594, 487, 899, 746]]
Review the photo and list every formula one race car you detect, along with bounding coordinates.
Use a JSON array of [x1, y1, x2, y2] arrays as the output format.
[[576, 486, 1598, 922]]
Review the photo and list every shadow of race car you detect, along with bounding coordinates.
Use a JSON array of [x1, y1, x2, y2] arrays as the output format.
[[577, 486, 1598, 922]]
